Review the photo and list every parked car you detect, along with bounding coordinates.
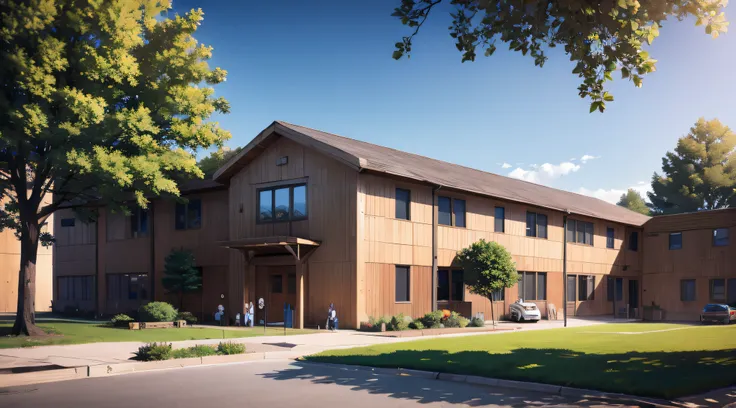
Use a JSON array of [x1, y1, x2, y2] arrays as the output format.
[[510, 301, 541, 323], [700, 303, 736, 324]]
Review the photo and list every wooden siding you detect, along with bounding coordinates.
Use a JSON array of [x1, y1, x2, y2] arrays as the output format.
[[227, 135, 359, 328], [357, 173, 641, 322]]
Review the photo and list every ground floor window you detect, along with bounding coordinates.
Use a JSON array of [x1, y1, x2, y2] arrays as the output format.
[[107, 274, 149, 302], [491, 288, 504, 302], [518, 272, 546, 301], [567, 275, 577, 302], [728, 279, 736, 306], [395, 266, 410, 302], [680, 279, 696, 301], [578, 275, 595, 301], [710, 279, 726, 302], [437, 269, 464, 301], [58, 276, 94, 301]]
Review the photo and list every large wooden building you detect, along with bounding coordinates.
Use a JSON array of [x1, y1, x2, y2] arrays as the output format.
[[52, 121, 736, 327]]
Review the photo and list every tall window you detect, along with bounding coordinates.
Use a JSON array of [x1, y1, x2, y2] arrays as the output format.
[[437, 269, 464, 301], [713, 228, 729, 247], [669, 232, 682, 250], [578, 275, 595, 301], [680, 279, 696, 301], [607, 277, 614, 301], [491, 288, 504, 301], [437, 269, 450, 301], [395, 188, 411, 220], [494, 207, 505, 233], [438, 197, 466, 228], [606, 227, 615, 249], [257, 184, 308, 223], [567, 275, 577, 302], [395, 266, 410, 302], [615, 278, 624, 301], [526, 212, 548, 239], [58, 276, 94, 301], [107, 274, 149, 301], [728, 279, 736, 306], [175, 199, 202, 230], [567, 219, 593, 246], [628, 231, 639, 251], [710, 279, 726, 302], [518, 272, 547, 301], [130, 207, 149, 237], [451, 270, 464, 301]]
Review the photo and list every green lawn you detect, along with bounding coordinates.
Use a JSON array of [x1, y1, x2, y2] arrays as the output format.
[[0, 320, 315, 349], [306, 323, 736, 399]]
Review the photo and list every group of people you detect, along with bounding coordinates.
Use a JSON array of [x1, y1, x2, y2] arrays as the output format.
[[216, 301, 338, 330], [235, 301, 255, 327]]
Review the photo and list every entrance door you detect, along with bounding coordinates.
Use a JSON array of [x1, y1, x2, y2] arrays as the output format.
[[566, 275, 577, 317], [258, 266, 297, 324], [628, 279, 639, 318]]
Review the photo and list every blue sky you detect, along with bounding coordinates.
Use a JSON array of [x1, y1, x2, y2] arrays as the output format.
[[174, 0, 735, 203]]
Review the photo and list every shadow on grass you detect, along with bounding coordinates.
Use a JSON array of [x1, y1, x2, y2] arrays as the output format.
[[261, 361, 664, 407], [305, 348, 736, 399]]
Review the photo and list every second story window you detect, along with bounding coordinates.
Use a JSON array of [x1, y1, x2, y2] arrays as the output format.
[[395, 188, 410, 220], [257, 184, 307, 223], [130, 207, 149, 237], [606, 227, 615, 249], [438, 197, 466, 228], [175, 199, 202, 230], [628, 231, 639, 251], [669, 232, 682, 250], [494, 206, 505, 233], [566, 219, 593, 245], [526, 211, 548, 239], [713, 228, 729, 247]]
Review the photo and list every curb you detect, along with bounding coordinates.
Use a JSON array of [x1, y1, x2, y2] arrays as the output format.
[[299, 361, 676, 407]]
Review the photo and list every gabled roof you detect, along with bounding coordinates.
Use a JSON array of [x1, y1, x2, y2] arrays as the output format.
[[215, 121, 651, 226]]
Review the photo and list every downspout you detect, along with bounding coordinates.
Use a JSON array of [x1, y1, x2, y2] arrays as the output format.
[[431, 185, 442, 312], [562, 210, 570, 328]]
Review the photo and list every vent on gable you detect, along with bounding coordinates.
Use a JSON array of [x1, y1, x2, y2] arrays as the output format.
[[276, 156, 288, 166]]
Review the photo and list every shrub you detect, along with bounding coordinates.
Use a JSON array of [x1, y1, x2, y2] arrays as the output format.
[[138, 302, 178, 322], [469, 317, 485, 327], [458, 316, 469, 328], [369, 316, 390, 326], [134, 342, 172, 361], [359, 321, 375, 332], [444, 311, 468, 328], [110, 314, 134, 327], [409, 319, 424, 330], [217, 342, 246, 355], [171, 345, 217, 359], [176, 311, 198, 325], [388, 313, 409, 331], [420, 311, 443, 329]]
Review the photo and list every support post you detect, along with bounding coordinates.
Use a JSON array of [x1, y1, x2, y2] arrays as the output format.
[[295, 261, 305, 329]]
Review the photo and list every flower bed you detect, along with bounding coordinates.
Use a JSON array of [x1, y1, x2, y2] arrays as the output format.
[[359, 310, 486, 334]]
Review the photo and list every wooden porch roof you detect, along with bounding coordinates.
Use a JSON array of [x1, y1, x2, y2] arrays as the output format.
[[218, 236, 320, 261]]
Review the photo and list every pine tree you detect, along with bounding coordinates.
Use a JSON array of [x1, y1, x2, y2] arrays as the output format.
[[648, 118, 736, 214], [162, 249, 202, 310], [617, 189, 650, 216]]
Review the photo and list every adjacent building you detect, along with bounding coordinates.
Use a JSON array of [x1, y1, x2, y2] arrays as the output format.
[[51, 121, 736, 327]]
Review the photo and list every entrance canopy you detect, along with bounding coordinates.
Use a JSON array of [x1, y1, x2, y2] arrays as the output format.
[[218, 236, 320, 261]]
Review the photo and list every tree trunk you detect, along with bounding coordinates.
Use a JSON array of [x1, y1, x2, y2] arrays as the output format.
[[489, 295, 496, 328], [12, 214, 45, 336]]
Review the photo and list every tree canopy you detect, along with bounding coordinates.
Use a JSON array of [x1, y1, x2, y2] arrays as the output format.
[[197, 146, 242, 178], [648, 118, 736, 214], [392, 0, 728, 112], [617, 189, 650, 215], [456, 239, 518, 323], [0, 1, 229, 335], [162, 249, 202, 310]]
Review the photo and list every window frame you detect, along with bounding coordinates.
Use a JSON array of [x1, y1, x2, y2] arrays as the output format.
[[57, 276, 94, 302], [256, 183, 308, 224], [578, 275, 595, 301], [526, 211, 548, 239], [567, 274, 577, 302], [680, 279, 696, 302], [606, 227, 615, 249], [175, 198, 203, 231], [437, 268, 465, 302], [130, 207, 149, 237], [395, 265, 411, 303], [669, 232, 683, 250], [395, 188, 411, 221], [628, 231, 639, 251], [517, 271, 547, 301], [437, 196, 466, 228], [713, 228, 729, 247], [494, 206, 505, 233], [566, 219, 594, 246], [709, 278, 726, 303]]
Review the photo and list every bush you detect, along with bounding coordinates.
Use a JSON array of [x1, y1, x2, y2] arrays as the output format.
[[469, 317, 485, 327], [359, 321, 376, 332], [171, 345, 217, 359], [369, 316, 390, 327], [388, 313, 409, 331], [409, 319, 424, 330], [444, 311, 469, 328], [134, 342, 172, 361], [458, 316, 469, 328], [110, 314, 134, 327], [420, 311, 443, 329], [176, 311, 198, 325], [217, 342, 246, 355], [138, 302, 178, 322]]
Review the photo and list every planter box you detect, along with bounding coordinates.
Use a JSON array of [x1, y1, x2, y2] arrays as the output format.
[[140, 322, 175, 329], [643, 308, 665, 321], [174, 320, 187, 328], [128, 322, 140, 330]]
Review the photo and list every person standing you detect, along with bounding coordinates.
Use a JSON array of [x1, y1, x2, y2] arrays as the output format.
[[328, 303, 338, 332], [248, 301, 255, 327], [243, 301, 250, 327]]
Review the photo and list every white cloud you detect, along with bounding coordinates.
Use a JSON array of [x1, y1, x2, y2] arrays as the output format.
[[509, 161, 581, 184], [578, 181, 651, 204], [501, 162, 512, 169], [580, 154, 600, 164]]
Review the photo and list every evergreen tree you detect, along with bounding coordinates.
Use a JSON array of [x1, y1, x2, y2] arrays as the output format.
[[0, 1, 230, 335], [648, 118, 736, 214], [617, 189, 650, 216], [162, 249, 202, 310]]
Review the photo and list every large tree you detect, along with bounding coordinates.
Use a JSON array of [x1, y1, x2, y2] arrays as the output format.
[[392, 0, 728, 112], [617, 189, 650, 215], [648, 118, 736, 214], [197, 146, 242, 178], [456, 239, 518, 326], [0, 1, 230, 335]]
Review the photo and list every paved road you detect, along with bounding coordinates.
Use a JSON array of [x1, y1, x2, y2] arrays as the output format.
[[0, 360, 650, 407]]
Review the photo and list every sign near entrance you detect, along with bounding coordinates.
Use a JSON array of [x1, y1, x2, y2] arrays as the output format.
[[258, 298, 264, 310]]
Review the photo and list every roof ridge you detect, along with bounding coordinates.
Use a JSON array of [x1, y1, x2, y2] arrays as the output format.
[[277, 120, 623, 210]]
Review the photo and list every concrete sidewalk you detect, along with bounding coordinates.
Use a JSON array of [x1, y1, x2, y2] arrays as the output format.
[[0, 317, 613, 376]]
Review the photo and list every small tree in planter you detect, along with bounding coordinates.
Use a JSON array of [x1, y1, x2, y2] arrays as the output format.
[[457, 239, 519, 327], [162, 249, 202, 310]]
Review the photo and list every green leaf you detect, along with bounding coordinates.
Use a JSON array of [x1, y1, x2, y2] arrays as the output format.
[[603, 92, 614, 102], [631, 21, 639, 30], [590, 101, 602, 113], [392, 50, 404, 60]]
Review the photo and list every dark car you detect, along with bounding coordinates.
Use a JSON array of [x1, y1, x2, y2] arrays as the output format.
[[700, 304, 736, 324]]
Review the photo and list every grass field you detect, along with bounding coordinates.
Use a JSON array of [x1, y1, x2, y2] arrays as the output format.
[[0, 320, 315, 349], [306, 323, 736, 399]]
